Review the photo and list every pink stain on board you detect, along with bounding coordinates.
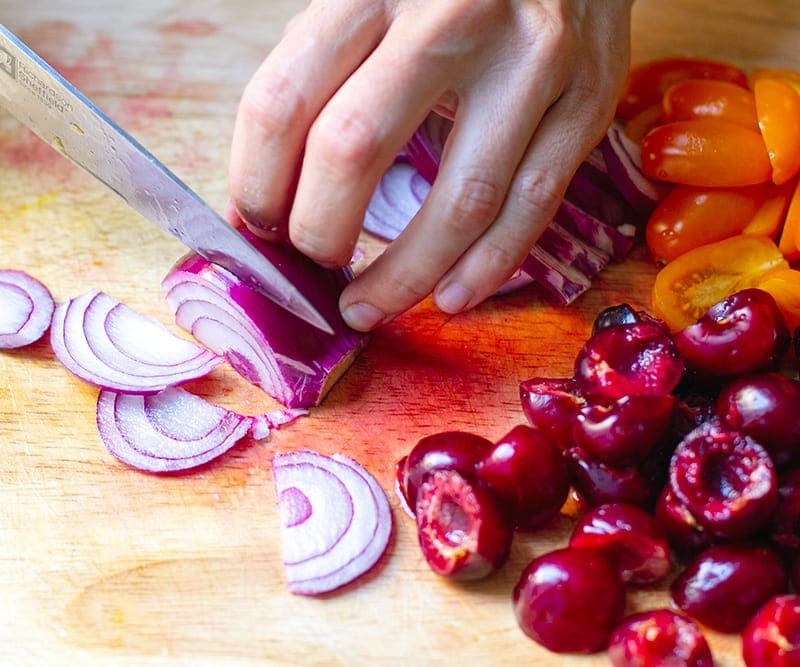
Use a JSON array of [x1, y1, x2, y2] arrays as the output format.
[[159, 19, 219, 38]]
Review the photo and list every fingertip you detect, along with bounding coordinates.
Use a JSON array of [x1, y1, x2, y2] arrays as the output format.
[[340, 301, 386, 331], [433, 281, 475, 314]]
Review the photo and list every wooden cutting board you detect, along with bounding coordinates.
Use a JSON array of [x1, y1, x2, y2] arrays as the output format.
[[1, 1, 797, 664]]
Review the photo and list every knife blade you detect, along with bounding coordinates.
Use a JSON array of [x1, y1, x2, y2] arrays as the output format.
[[0, 24, 334, 335]]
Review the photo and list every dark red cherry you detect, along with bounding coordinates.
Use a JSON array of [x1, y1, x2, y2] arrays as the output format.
[[671, 543, 788, 633], [415, 469, 513, 580], [569, 502, 671, 585], [608, 609, 713, 667], [655, 487, 714, 561], [474, 425, 569, 531], [674, 288, 790, 377], [669, 418, 778, 539], [592, 303, 660, 333], [519, 377, 583, 449], [513, 547, 625, 654], [742, 594, 800, 667], [574, 321, 685, 402]]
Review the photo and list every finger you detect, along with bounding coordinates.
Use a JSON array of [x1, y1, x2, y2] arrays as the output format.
[[433, 85, 617, 313], [286, 16, 457, 269], [228, 1, 386, 237], [337, 69, 567, 330]]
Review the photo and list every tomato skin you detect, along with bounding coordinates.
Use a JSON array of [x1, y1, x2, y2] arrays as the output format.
[[778, 177, 800, 261], [641, 120, 773, 187], [617, 57, 749, 121], [646, 184, 766, 264], [662, 79, 758, 129], [652, 234, 789, 332], [754, 78, 800, 185], [743, 177, 797, 237], [756, 267, 800, 331], [749, 67, 800, 95]]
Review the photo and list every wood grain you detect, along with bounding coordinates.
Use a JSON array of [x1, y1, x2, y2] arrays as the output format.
[[0, 1, 798, 664]]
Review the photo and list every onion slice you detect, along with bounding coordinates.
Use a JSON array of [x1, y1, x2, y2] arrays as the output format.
[[163, 230, 368, 409], [0, 269, 55, 348], [50, 289, 222, 393], [97, 386, 306, 472], [273, 450, 392, 595]]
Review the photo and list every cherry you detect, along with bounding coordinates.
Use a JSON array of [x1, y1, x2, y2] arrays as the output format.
[[566, 445, 666, 510], [655, 487, 714, 561], [573, 321, 685, 402], [608, 609, 713, 667], [474, 425, 569, 531], [674, 288, 790, 377], [573, 393, 678, 466], [770, 478, 800, 552], [415, 469, 513, 580], [742, 595, 800, 667], [716, 372, 800, 469], [671, 543, 788, 633], [669, 418, 778, 539], [398, 431, 493, 514], [519, 376, 584, 449], [569, 502, 671, 585], [591, 302, 663, 333], [513, 547, 626, 654]]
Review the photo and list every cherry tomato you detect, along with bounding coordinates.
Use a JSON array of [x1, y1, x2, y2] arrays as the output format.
[[617, 57, 749, 121], [624, 104, 664, 144], [749, 67, 800, 95], [646, 184, 766, 264], [743, 177, 797, 237], [756, 267, 800, 331], [652, 234, 789, 331], [778, 177, 800, 261], [662, 79, 758, 129], [642, 120, 772, 187], [754, 77, 800, 185]]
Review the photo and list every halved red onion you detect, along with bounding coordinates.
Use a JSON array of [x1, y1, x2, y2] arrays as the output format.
[[0, 269, 55, 348], [50, 289, 222, 393], [363, 158, 431, 241], [163, 230, 368, 409], [96, 386, 305, 472], [273, 449, 392, 595]]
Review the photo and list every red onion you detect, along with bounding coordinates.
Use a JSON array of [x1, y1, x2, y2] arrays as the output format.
[[363, 158, 430, 241], [50, 289, 222, 393], [97, 386, 306, 472], [273, 449, 392, 595], [0, 269, 55, 348], [163, 231, 368, 409]]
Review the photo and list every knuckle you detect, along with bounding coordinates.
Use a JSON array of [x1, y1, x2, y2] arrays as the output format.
[[290, 222, 353, 268], [381, 268, 433, 305], [308, 106, 382, 175], [513, 169, 566, 222], [239, 70, 307, 138], [443, 172, 505, 235]]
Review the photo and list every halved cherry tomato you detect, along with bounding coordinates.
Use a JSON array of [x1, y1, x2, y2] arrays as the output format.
[[743, 177, 797, 237], [778, 177, 800, 261], [754, 77, 800, 185], [662, 79, 758, 129], [652, 234, 789, 331], [756, 267, 800, 331], [641, 120, 772, 187], [617, 57, 749, 121], [646, 184, 766, 264], [749, 67, 800, 95]]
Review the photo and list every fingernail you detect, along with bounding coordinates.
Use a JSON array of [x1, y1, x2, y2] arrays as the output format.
[[436, 282, 474, 313], [341, 302, 385, 331]]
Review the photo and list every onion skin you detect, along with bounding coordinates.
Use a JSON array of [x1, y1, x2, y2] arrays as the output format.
[[163, 231, 368, 409]]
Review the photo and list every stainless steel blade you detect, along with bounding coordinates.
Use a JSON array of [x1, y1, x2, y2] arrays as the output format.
[[0, 24, 334, 335]]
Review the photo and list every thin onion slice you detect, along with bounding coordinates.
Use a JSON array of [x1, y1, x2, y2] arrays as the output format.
[[163, 230, 368, 409], [97, 386, 306, 472], [50, 289, 222, 393], [0, 269, 55, 348], [273, 449, 392, 596]]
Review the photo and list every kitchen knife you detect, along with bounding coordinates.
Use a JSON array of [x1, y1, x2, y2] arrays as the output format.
[[0, 24, 334, 335]]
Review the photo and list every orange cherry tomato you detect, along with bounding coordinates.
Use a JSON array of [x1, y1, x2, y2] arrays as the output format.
[[756, 267, 800, 331], [662, 79, 758, 129], [646, 184, 766, 265], [617, 57, 749, 121], [641, 120, 772, 187], [625, 104, 664, 144], [749, 67, 800, 96], [754, 77, 800, 185], [651, 234, 789, 331], [743, 177, 797, 238], [778, 177, 800, 261]]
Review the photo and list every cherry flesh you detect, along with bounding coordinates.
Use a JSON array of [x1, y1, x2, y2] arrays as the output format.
[[674, 288, 790, 378], [742, 594, 800, 667], [669, 418, 778, 539], [671, 543, 788, 633], [569, 502, 671, 585], [716, 371, 800, 469], [513, 546, 626, 654], [573, 321, 685, 402], [519, 376, 583, 449], [474, 424, 569, 531], [608, 609, 713, 667], [415, 469, 513, 580]]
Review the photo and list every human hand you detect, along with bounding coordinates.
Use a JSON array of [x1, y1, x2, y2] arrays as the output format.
[[228, 0, 634, 331]]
